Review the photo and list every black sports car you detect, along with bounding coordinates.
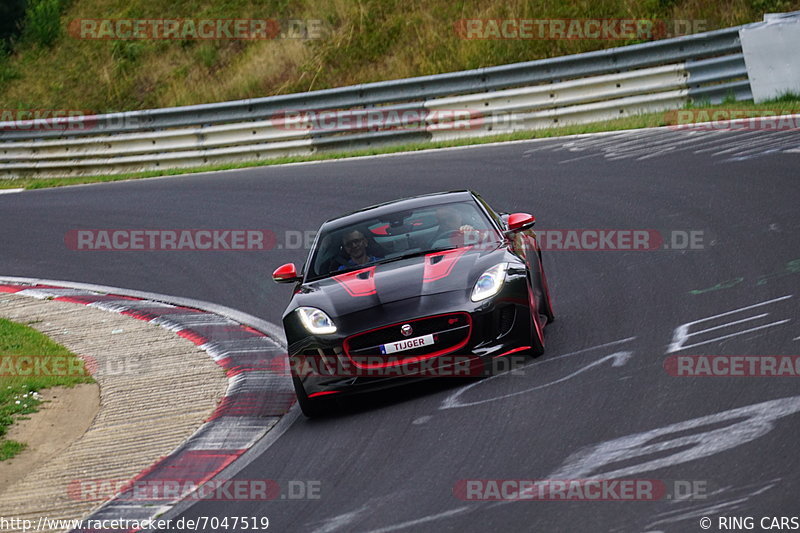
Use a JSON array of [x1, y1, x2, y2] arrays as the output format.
[[272, 190, 554, 417]]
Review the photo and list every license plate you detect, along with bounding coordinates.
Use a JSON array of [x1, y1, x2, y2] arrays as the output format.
[[380, 334, 434, 355]]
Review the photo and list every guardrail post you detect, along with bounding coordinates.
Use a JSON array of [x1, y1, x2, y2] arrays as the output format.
[[740, 11, 800, 103]]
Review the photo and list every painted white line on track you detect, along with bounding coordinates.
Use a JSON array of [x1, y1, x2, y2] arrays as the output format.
[[439, 337, 636, 410], [671, 321, 791, 352], [359, 507, 472, 533], [691, 313, 769, 336], [441, 350, 633, 410], [329, 396, 800, 533], [309, 505, 371, 533], [667, 295, 792, 353], [0, 188, 24, 194]]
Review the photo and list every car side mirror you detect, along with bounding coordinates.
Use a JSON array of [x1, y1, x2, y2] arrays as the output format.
[[505, 212, 536, 233], [272, 263, 301, 284]]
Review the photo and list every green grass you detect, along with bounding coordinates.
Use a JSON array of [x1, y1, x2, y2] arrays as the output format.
[[0, 439, 26, 460], [0, 317, 94, 460], [22, 0, 64, 48], [1, 0, 799, 113], [2, 96, 799, 190], [1, 0, 798, 189]]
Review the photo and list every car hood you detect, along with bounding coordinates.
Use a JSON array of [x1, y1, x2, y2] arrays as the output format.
[[289, 245, 508, 318]]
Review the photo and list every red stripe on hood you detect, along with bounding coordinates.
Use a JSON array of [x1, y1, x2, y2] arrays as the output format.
[[423, 246, 471, 282], [333, 266, 377, 297]]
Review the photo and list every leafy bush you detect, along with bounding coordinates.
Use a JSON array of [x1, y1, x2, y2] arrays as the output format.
[[23, 0, 63, 48]]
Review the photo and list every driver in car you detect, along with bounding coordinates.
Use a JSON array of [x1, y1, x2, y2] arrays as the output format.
[[337, 229, 382, 270]]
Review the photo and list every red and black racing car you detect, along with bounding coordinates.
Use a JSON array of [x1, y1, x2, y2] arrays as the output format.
[[272, 190, 554, 417]]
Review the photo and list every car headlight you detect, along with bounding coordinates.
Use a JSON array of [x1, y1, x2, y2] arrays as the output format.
[[471, 263, 508, 302], [296, 307, 337, 334]]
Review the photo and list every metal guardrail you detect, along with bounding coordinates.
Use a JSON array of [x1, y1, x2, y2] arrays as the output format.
[[0, 18, 774, 178]]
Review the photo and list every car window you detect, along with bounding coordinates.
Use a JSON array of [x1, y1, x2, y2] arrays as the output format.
[[307, 200, 499, 280]]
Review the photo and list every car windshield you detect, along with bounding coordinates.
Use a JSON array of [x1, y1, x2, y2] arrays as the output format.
[[306, 200, 500, 280]]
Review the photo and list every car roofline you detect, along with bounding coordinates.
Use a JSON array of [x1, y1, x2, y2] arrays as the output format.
[[320, 190, 476, 230]]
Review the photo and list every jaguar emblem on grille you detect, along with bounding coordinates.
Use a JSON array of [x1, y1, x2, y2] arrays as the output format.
[[400, 324, 413, 337]]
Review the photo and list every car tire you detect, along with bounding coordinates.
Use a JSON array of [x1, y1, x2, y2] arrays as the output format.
[[538, 253, 555, 324], [526, 279, 546, 358]]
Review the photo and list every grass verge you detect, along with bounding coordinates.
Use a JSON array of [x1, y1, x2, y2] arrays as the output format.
[[2, 97, 800, 190], [2, 0, 793, 113], [0, 316, 94, 460]]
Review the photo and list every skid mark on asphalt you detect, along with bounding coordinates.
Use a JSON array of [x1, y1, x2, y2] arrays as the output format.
[[310, 504, 473, 533], [522, 129, 800, 163], [439, 337, 635, 410], [318, 397, 800, 532], [309, 504, 370, 533], [412, 415, 432, 425], [636, 479, 781, 532], [359, 507, 473, 533], [545, 395, 800, 481]]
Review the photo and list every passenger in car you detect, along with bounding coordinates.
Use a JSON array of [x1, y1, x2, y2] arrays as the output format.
[[429, 207, 476, 248]]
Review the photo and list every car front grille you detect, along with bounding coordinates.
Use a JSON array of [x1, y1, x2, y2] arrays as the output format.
[[343, 312, 472, 368]]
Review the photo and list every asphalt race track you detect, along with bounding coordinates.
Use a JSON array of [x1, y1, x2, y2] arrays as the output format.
[[2, 127, 799, 532]]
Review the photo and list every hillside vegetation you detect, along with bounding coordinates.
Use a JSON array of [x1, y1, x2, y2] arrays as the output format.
[[0, 0, 798, 114]]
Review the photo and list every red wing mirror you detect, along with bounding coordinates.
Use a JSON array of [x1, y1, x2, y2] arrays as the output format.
[[506, 212, 536, 233], [272, 263, 301, 284]]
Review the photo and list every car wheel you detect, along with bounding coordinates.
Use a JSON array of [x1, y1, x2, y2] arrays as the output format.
[[526, 279, 546, 358], [293, 376, 335, 418], [538, 253, 555, 324]]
